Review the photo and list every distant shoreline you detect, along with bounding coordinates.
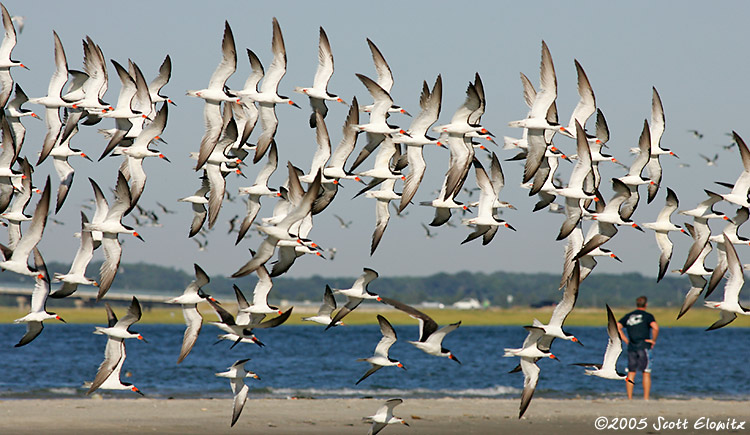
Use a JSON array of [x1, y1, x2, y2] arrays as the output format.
[[2, 305, 749, 328]]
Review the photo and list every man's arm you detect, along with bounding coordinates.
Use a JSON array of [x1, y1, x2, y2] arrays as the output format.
[[617, 322, 629, 345], [645, 321, 659, 348]]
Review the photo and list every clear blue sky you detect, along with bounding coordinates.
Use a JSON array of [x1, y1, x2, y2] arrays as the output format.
[[6, 1, 749, 282]]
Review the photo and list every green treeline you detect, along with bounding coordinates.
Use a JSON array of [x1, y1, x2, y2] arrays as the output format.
[[0, 261, 714, 308]]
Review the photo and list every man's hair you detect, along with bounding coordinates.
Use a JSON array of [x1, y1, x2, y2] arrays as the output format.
[[636, 296, 648, 308]]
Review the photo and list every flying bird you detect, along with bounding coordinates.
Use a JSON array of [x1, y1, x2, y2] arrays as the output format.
[[363, 398, 409, 435], [355, 315, 405, 385], [88, 298, 146, 395], [293, 27, 347, 127], [378, 296, 461, 363], [326, 268, 380, 329], [13, 249, 65, 347], [574, 305, 634, 383], [165, 263, 215, 363], [49, 212, 97, 298], [215, 358, 260, 427], [704, 233, 750, 330]]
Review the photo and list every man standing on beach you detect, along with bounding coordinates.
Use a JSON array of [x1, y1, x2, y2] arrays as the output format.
[[617, 296, 659, 400]]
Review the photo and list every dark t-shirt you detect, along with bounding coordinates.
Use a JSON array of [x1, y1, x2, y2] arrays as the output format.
[[618, 309, 656, 351]]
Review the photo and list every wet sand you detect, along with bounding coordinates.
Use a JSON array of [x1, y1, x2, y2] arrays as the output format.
[[1, 397, 748, 434]]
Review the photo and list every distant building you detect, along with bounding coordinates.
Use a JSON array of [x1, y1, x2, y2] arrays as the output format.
[[452, 298, 481, 310]]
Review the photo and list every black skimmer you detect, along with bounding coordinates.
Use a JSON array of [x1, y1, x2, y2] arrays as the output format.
[[238, 265, 283, 315], [165, 263, 215, 363], [528, 261, 583, 346], [147, 54, 176, 113], [322, 97, 364, 183], [704, 233, 750, 330], [356, 315, 405, 385], [93, 297, 146, 341], [83, 173, 143, 300], [98, 61, 153, 159], [504, 326, 561, 359], [392, 75, 443, 213], [48, 122, 93, 213], [616, 120, 653, 220], [705, 207, 750, 297], [715, 131, 750, 208], [5, 84, 40, 150], [215, 358, 259, 427], [363, 398, 409, 434], [517, 356, 541, 419], [378, 296, 461, 363], [358, 38, 410, 117], [89, 338, 143, 396], [326, 268, 380, 329], [119, 102, 170, 210], [178, 173, 210, 238], [1, 158, 32, 250], [562, 60, 596, 138], [208, 286, 291, 348], [236, 141, 280, 244], [461, 154, 516, 245], [231, 167, 321, 278], [187, 21, 239, 170], [679, 190, 728, 275], [0, 2, 26, 109], [293, 27, 347, 128], [29, 31, 75, 152], [561, 225, 621, 289], [676, 223, 713, 319], [236, 18, 300, 163], [365, 178, 400, 255], [302, 286, 341, 327], [354, 73, 406, 137], [573, 178, 642, 258], [49, 212, 97, 298], [0, 177, 51, 278], [13, 248, 65, 347], [573, 305, 634, 383], [507, 41, 564, 134], [641, 187, 686, 282], [88, 300, 145, 395], [56, 36, 112, 147]]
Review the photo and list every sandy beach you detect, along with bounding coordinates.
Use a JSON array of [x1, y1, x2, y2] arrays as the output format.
[[1, 398, 748, 434]]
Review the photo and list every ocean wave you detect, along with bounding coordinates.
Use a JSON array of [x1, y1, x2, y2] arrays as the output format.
[[260, 385, 522, 399], [0, 386, 86, 399], [46, 387, 79, 396]]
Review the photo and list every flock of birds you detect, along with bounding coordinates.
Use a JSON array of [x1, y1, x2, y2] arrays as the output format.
[[2, 4, 749, 430]]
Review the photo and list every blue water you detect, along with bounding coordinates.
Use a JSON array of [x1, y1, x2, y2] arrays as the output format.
[[1, 324, 748, 400]]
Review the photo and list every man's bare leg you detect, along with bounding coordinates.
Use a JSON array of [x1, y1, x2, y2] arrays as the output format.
[[627, 372, 636, 399], [643, 372, 651, 400]]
